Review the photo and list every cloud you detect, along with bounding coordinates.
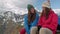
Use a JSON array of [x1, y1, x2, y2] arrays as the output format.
[[2, 0, 36, 9], [53, 9, 60, 15], [0, 0, 37, 14], [14, 8, 28, 15], [0, 0, 60, 16]]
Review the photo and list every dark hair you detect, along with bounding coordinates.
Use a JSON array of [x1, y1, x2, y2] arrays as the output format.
[[28, 8, 36, 24], [41, 7, 51, 19]]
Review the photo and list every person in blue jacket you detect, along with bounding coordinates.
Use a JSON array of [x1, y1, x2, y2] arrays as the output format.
[[20, 4, 39, 34]]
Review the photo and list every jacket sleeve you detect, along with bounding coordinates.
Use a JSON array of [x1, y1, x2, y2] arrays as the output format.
[[24, 15, 30, 34], [38, 17, 43, 26], [43, 14, 58, 31], [31, 14, 39, 26]]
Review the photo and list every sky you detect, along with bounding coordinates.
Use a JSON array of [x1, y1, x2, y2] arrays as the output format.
[[31, 0, 60, 10], [0, 0, 60, 15]]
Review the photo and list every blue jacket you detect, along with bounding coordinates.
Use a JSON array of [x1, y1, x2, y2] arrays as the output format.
[[24, 13, 39, 34], [58, 16, 60, 25]]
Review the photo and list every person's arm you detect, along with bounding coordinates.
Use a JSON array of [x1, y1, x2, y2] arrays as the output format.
[[24, 15, 30, 34], [43, 14, 58, 31], [38, 17, 42, 26], [31, 14, 39, 26], [37, 16, 42, 31]]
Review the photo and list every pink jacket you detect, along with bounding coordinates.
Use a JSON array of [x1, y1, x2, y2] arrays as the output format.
[[38, 10, 58, 34]]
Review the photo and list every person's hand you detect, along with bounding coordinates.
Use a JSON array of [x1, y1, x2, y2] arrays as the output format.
[[25, 32, 27, 34]]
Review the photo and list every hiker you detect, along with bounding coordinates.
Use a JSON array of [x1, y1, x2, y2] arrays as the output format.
[[30, 1, 58, 34], [20, 4, 39, 34]]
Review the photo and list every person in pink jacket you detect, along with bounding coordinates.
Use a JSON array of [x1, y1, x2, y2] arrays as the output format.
[[38, 2, 58, 34], [30, 1, 58, 34]]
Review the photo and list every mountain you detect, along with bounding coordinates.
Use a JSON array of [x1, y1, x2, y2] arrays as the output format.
[[0, 9, 60, 34], [0, 11, 24, 34]]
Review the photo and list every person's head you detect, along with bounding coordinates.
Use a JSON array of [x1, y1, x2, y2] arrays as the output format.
[[27, 4, 36, 24], [27, 4, 35, 14], [41, 2, 51, 19]]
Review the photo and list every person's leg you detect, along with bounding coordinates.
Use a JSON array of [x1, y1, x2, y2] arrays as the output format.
[[30, 26, 38, 34], [20, 28, 26, 34], [39, 28, 53, 34]]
